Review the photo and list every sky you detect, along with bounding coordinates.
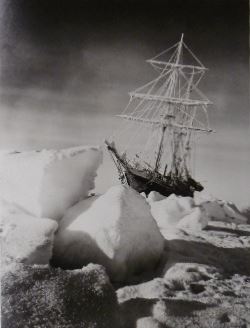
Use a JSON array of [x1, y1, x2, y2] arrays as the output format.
[[0, 0, 249, 207]]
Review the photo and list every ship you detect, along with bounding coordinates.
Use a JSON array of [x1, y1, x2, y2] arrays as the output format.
[[105, 34, 213, 197]]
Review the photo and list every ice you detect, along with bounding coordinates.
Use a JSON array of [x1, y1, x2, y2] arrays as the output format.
[[147, 191, 166, 203], [163, 263, 220, 290], [136, 317, 162, 328], [117, 278, 171, 302], [195, 191, 247, 224], [0, 146, 102, 220], [1, 199, 58, 267], [150, 194, 196, 232], [1, 263, 120, 328], [177, 207, 209, 231], [53, 185, 164, 281], [241, 207, 250, 224], [149, 190, 247, 234]]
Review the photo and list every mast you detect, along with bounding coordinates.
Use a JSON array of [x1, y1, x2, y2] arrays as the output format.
[[154, 34, 184, 173], [176, 33, 184, 65], [181, 67, 195, 177], [154, 125, 166, 172]]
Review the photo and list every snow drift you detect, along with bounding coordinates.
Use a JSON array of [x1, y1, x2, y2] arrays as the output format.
[[53, 185, 164, 281], [1, 199, 58, 267], [0, 146, 102, 220], [2, 263, 120, 328]]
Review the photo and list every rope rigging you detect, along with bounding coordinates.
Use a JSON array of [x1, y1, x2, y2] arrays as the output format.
[[107, 34, 213, 180]]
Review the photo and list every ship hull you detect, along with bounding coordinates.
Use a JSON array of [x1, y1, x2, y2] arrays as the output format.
[[123, 167, 203, 197], [105, 140, 203, 197]]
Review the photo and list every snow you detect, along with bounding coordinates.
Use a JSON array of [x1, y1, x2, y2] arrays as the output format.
[[163, 263, 220, 290], [149, 191, 247, 235], [53, 185, 164, 281], [1, 263, 120, 328], [117, 278, 171, 302], [136, 317, 162, 328], [177, 207, 209, 231], [194, 191, 247, 225], [147, 191, 166, 203], [150, 194, 199, 233], [0, 146, 102, 220], [1, 143, 249, 328], [1, 199, 58, 267]]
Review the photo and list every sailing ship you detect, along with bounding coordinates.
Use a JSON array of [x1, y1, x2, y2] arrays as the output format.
[[105, 34, 213, 197]]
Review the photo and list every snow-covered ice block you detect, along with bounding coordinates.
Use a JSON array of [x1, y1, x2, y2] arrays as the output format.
[[194, 192, 247, 224], [194, 190, 216, 204], [53, 185, 164, 281], [150, 194, 195, 231], [194, 191, 247, 224], [177, 207, 209, 231], [1, 199, 58, 266], [241, 207, 250, 224], [147, 191, 166, 203], [1, 263, 120, 328], [0, 146, 102, 220]]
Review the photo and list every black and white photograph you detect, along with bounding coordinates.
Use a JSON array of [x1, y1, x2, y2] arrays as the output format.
[[0, 0, 249, 327]]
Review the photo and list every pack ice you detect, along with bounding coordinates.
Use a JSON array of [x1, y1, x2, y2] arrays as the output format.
[[194, 191, 247, 225], [0, 146, 102, 220], [1, 199, 58, 267], [149, 193, 206, 234], [149, 191, 246, 236], [53, 185, 164, 282]]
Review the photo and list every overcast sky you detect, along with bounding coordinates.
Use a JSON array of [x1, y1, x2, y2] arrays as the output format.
[[0, 0, 249, 206], [1, 0, 249, 123]]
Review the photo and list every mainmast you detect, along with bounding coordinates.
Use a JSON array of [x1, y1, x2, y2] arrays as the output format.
[[154, 34, 184, 173]]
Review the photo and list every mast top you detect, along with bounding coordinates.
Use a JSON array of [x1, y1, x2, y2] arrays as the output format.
[[175, 33, 184, 65]]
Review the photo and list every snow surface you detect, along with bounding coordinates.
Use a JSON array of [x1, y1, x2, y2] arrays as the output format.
[[2, 263, 120, 328], [118, 217, 250, 328], [0, 146, 102, 220], [163, 262, 221, 290], [117, 278, 171, 302], [1, 143, 249, 328], [136, 317, 162, 328], [1, 199, 58, 267], [53, 185, 164, 281]]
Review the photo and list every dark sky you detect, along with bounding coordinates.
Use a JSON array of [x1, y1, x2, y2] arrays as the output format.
[[0, 0, 249, 125]]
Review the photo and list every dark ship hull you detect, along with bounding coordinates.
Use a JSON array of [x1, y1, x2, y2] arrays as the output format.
[[106, 141, 203, 197], [122, 166, 203, 197]]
